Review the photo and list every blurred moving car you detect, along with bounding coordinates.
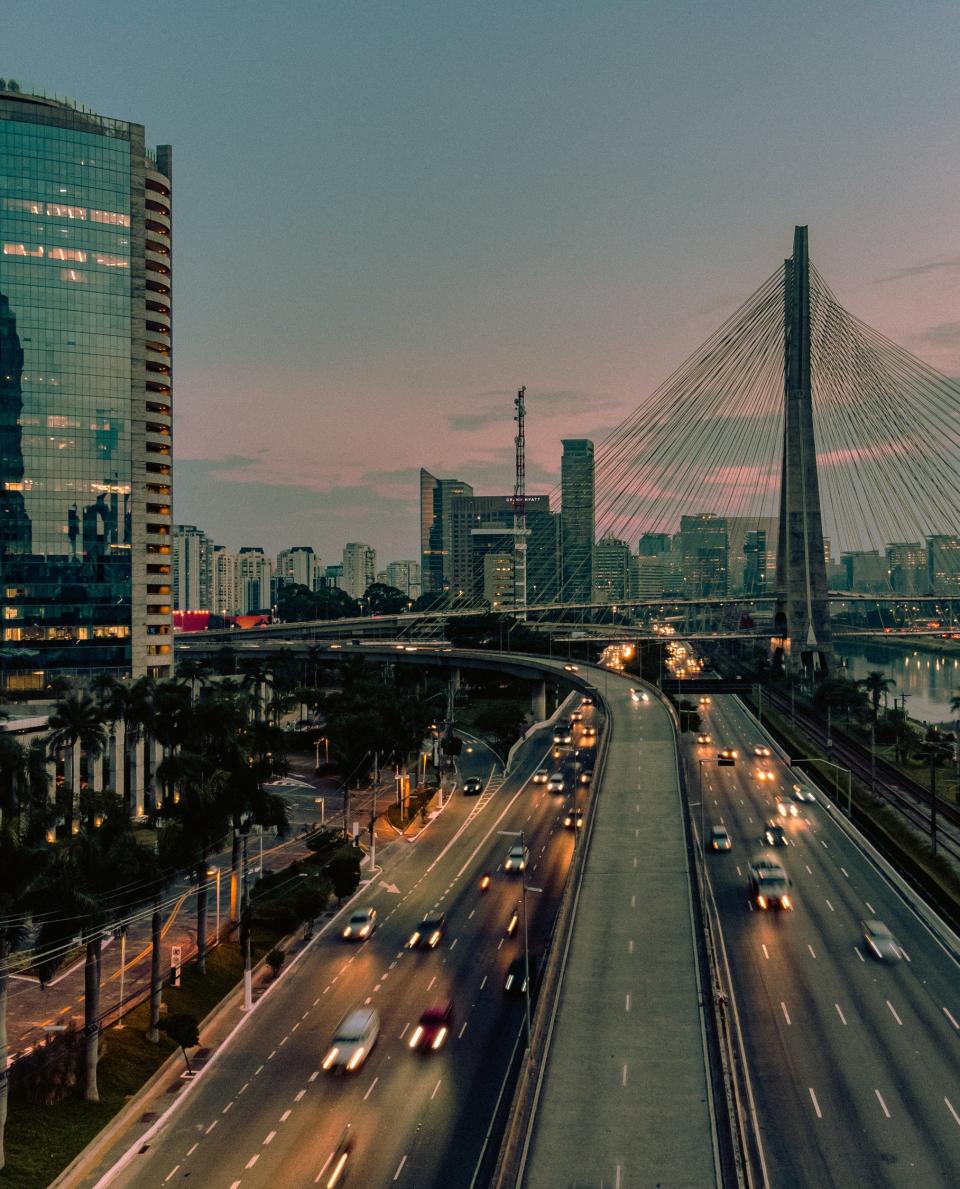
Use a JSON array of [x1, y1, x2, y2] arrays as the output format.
[[630, 688, 650, 702], [777, 800, 798, 817], [563, 805, 584, 829], [861, 919, 902, 962], [581, 725, 597, 739], [755, 769, 775, 782], [407, 913, 445, 949], [792, 782, 816, 803], [697, 733, 713, 745], [505, 904, 520, 935], [753, 745, 772, 757], [505, 955, 538, 995], [341, 907, 377, 940], [532, 768, 549, 785], [564, 664, 579, 672], [763, 820, 787, 846], [709, 825, 732, 851], [462, 776, 483, 795], [578, 767, 593, 786], [718, 748, 738, 764], [504, 844, 528, 872], [547, 772, 566, 794], [408, 1002, 454, 1051], [699, 696, 712, 706], [323, 1007, 380, 1072], [479, 872, 491, 892]]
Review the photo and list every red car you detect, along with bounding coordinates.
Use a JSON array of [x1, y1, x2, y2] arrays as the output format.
[[408, 1002, 454, 1052]]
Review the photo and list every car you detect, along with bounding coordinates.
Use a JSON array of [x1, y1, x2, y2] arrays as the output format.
[[505, 955, 538, 995], [504, 844, 528, 872], [407, 913, 445, 949], [699, 696, 712, 706], [709, 826, 732, 852], [505, 904, 520, 935], [571, 709, 583, 722], [861, 919, 902, 962], [697, 733, 713, 745], [408, 1002, 454, 1051], [564, 664, 579, 672], [462, 776, 483, 795], [753, 745, 772, 757], [581, 725, 597, 739], [578, 767, 593, 786], [547, 772, 566, 794], [532, 768, 549, 785], [630, 688, 650, 703], [553, 730, 573, 745], [792, 782, 816, 803], [755, 768, 775, 782], [777, 800, 798, 817], [341, 907, 377, 940], [763, 821, 787, 846], [580, 697, 594, 708], [717, 748, 738, 764], [563, 805, 584, 829], [322, 1007, 380, 1072]]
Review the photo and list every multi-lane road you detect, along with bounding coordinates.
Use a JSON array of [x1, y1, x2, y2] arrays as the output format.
[[94, 706, 597, 1189], [691, 694, 960, 1187]]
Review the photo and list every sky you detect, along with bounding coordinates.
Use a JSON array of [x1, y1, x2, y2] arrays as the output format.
[[9, 0, 960, 565]]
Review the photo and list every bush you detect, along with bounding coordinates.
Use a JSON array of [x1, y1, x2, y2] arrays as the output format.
[[326, 846, 362, 905], [265, 948, 286, 978]]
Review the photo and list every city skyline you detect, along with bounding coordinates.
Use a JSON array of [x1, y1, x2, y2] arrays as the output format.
[[9, 1, 960, 559]]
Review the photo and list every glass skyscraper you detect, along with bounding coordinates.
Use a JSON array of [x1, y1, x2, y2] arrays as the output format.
[[0, 83, 173, 688], [560, 439, 595, 604]]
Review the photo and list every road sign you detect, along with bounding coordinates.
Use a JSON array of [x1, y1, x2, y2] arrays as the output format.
[[170, 944, 182, 987]]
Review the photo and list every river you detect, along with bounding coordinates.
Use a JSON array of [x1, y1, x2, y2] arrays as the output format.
[[835, 640, 960, 726]]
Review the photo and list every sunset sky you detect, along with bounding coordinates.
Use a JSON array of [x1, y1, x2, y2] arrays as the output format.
[[10, 0, 960, 564]]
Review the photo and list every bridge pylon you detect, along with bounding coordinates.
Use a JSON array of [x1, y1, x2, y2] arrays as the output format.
[[774, 226, 833, 677]]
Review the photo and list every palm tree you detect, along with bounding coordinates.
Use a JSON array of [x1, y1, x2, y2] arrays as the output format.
[[47, 693, 108, 829], [152, 680, 191, 808], [175, 657, 210, 705], [0, 826, 45, 1169], [0, 734, 25, 830], [858, 670, 896, 724]]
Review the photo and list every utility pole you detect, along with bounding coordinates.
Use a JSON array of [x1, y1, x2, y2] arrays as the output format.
[[241, 827, 252, 1011], [512, 386, 527, 620]]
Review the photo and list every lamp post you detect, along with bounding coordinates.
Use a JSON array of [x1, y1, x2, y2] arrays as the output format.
[[792, 756, 852, 817], [208, 866, 221, 946], [240, 824, 252, 1011], [116, 925, 127, 1029]]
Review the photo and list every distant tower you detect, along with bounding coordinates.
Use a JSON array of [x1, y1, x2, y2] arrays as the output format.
[[774, 226, 833, 676], [512, 386, 527, 616], [561, 439, 595, 605]]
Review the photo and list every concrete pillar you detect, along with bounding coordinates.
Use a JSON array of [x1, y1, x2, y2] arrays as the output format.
[[152, 737, 163, 804], [92, 752, 104, 794], [532, 680, 547, 722], [113, 722, 126, 805], [72, 741, 82, 817], [133, 737, 145, 817]]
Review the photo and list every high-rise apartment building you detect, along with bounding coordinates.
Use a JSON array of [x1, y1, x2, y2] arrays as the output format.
[[0, 83, 174, 687], [173, 525, 213, 611], [237, 547, 271, 614], [342, 542, 376, 600], [680, 513, 728, 597], [927, 535, 960, 594], [886, 542, 926, 594], [420, 469, 473, 594], [211, 547, 239, 615], [385, 560, 421, 599], [560, 440, 595, 604], [593, 537, 631, 604], [276, 546, 321, 591]]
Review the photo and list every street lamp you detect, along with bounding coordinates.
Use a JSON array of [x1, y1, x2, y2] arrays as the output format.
[[792, 756, 852, 817], [314, 735, 330, 769], [207, 865, 221, 947]]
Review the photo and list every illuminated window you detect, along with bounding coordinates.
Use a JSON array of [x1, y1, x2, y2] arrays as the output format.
[[90, 209, 131, 227], [47, 247, 87, 262], [3, 243, 43, 257], [95, 253, 129, 268], [3, 198, 42, 214], [46, 203, 86, 219], [60, 269, 86, 283]]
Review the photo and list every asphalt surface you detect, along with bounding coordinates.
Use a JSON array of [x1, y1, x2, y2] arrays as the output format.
[[95, 712, 591, 1189], [692, 693, 960, 1188]]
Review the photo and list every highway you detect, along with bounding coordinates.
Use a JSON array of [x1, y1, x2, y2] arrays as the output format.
[[94, 708, 596, 1189], [691, 693, 960, 1188]]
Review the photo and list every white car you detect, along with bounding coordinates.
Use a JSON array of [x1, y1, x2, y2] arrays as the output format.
[[792, 782, 816, 803], [753, 745, 772, 758], [777, 800, 799, 817], [547, 772, 565, 794], [322, 1007, 380, 1072], [504, 844, 528, 872], [341, 907, 377, 940], [532, 768, 549, 785]]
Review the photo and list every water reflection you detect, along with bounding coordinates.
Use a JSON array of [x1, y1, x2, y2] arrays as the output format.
[[836, 643, 960, 725]]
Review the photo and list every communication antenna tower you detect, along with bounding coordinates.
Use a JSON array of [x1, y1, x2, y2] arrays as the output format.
[[513, 386, 527, 618]]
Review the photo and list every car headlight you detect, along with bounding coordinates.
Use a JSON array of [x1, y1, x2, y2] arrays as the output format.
[[757, 895, 768, 909], [346, 1046, 365, 1070], [342, 927, 352, 937], [322, 1047, 339, 1069], [781, 896, 791, 909], [432, 1028, 447, 1050], [409, 1026, 423, 1048], [429, 931, 441, 946], [359, 925, 370, 937], [408, 932, 420, 947]]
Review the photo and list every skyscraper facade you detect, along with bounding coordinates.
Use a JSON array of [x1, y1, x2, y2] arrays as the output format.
[[276, 545, 321, 591], [680, 513, 728, 597], [420, 469, 473, 594], [342, 542, 376, 600], [560, 439, 594, 604], [173, 524, 213, 611], [593, 537, 631, 604], [0, 84, 173, 688]]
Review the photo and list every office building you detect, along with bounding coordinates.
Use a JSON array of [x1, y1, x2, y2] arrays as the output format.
[[841, 550, 886, 593], [593, 537, 631, 604], [638, 532, 671, 557], [743, 530, 768, 596], [470, 527, 520, 610], [420, 469, 473, 594], [886, 542, 926, 594], [173, 525, 213, 611], [927, 534, 960, 594], [726, 517, 777, 593], [385, 560, 421, 599], [0, 83, 174, 687], [680, 513, 728, 597], [342, 542, 376, 600], [276, 545, 321, 591], [560, 440, 595, 604], [449, 493, 557, 604]]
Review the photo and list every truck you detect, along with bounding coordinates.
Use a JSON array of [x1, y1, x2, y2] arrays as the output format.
[[748, 851, 792, 910]]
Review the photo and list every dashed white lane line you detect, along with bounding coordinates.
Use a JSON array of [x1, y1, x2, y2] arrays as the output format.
[[205, 1121, 218, 1135], [459, 1021, 468, 1038], [302, 1010, 309, 1020], [630, 895, 636, 908], [809, 1088, 822, 1118], [944, 1007, 959, 1030], [781, 1002, 792, 1025], [431, 1078, 442, 1100], [468, 909, 476, 919], [187, 1143, 198, 1157], [246, 1153, 260, 1169], [263, 1131, 276, 1145], [886, 1001, 903, 1026], [632, 856, 638, 868], [280, 1109, 291, 1123], [222, 1102, 233, 1115], [821, 840, 828, 849], [295, 1089, 307, 1102], [840, 867, 849, 878], [480, 975, 488, 990], [835, 1004, 847, 1025], [164, 1166, 180, 1182], [255, 1064, 264, 1075], [625, 993, 631, 1012], [291, 1022, 300, 1033], [761, 944, 769, 960], [239, 1082, 249, 1095], [855, 947, 865, 962], [946, 1097, 960, 1127], [268, 1049, 277, 1060], [316, 1153, 334, 1182], [450, 937, 458, 950], [865, 901, 876, 915], [615, 1163, 623, 1189], [805, 864, 812, 875], [309, 1070, 319, 1082], [394, 1154, 408, 1180], [808, 945, 817, 959], [427, 976, 436, 991], [621, 1064, 628, 1086], [628, 940, 634, 954], [400, 1023, 410, 1039], [230, 1182, 241, 1189], [875, 1090, 891, 1118], [825, 899, 834, 912], [364, 1076, 379, 1101]]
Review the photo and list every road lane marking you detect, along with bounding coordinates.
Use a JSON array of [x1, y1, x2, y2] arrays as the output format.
[[886, 1001, 902, 1025], [809, 1088, 822, 1118], [630, 895, 636, 908], [865, 901, 876, 914], [309, 1071, 319, 1082], [622, 1064, 628, 1086], [222, 1102, 233, 1114], [616, 1164, 622, 1189], [316, 1153, 333, 1181], [239, 1082, 249, 1095], [840, 867, 849, 878], [295, 1089, 306, 1102], [268, 1049, 277, 1060], [944, 1007, 959, 1030], [364, 1076, 379, 1101], [450, 937, 458, 950], [821, 840, 828, 849], [164, 1166, 179, 1182], [205, 1121, 218, 1135], [855, 948, 865, 962], [480, 975, 488, 990], [901, 948, 911, 963], [825, 899, 834, 912], [459, 1021, 468, 1038], [187, 1144, 198, 1156], [264, 1131, 276, 1145], [835, 1004, 847, 1025], [246, 1154, 260, 1169], [628, 940, 634, 954], [431, 1078, 442, 1100], [400, 1023, 410, 1039], [427, 976, 436, 991], [468, 909, 475, 919], [946, 1097, 960, 1127], [291, 1022, 300, 1033], [280, 1110, 291, 1123], [302, 1010, 309, 1020], [761, 945, 769, 960], [781, 1002, 791, 1025], [230, 1183, 241, 1189], [625, 993, 631, 1012], [255, 1064, 264, 1075], [875, 1090, 891, 1118], [633, 856, 638, 868], [805, 865, 812, 875], [394, 1154, 408, 1180], [808, 945, 817, 959]]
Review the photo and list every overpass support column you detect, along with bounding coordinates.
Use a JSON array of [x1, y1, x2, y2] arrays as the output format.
[[532, 680, 547, 722]]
